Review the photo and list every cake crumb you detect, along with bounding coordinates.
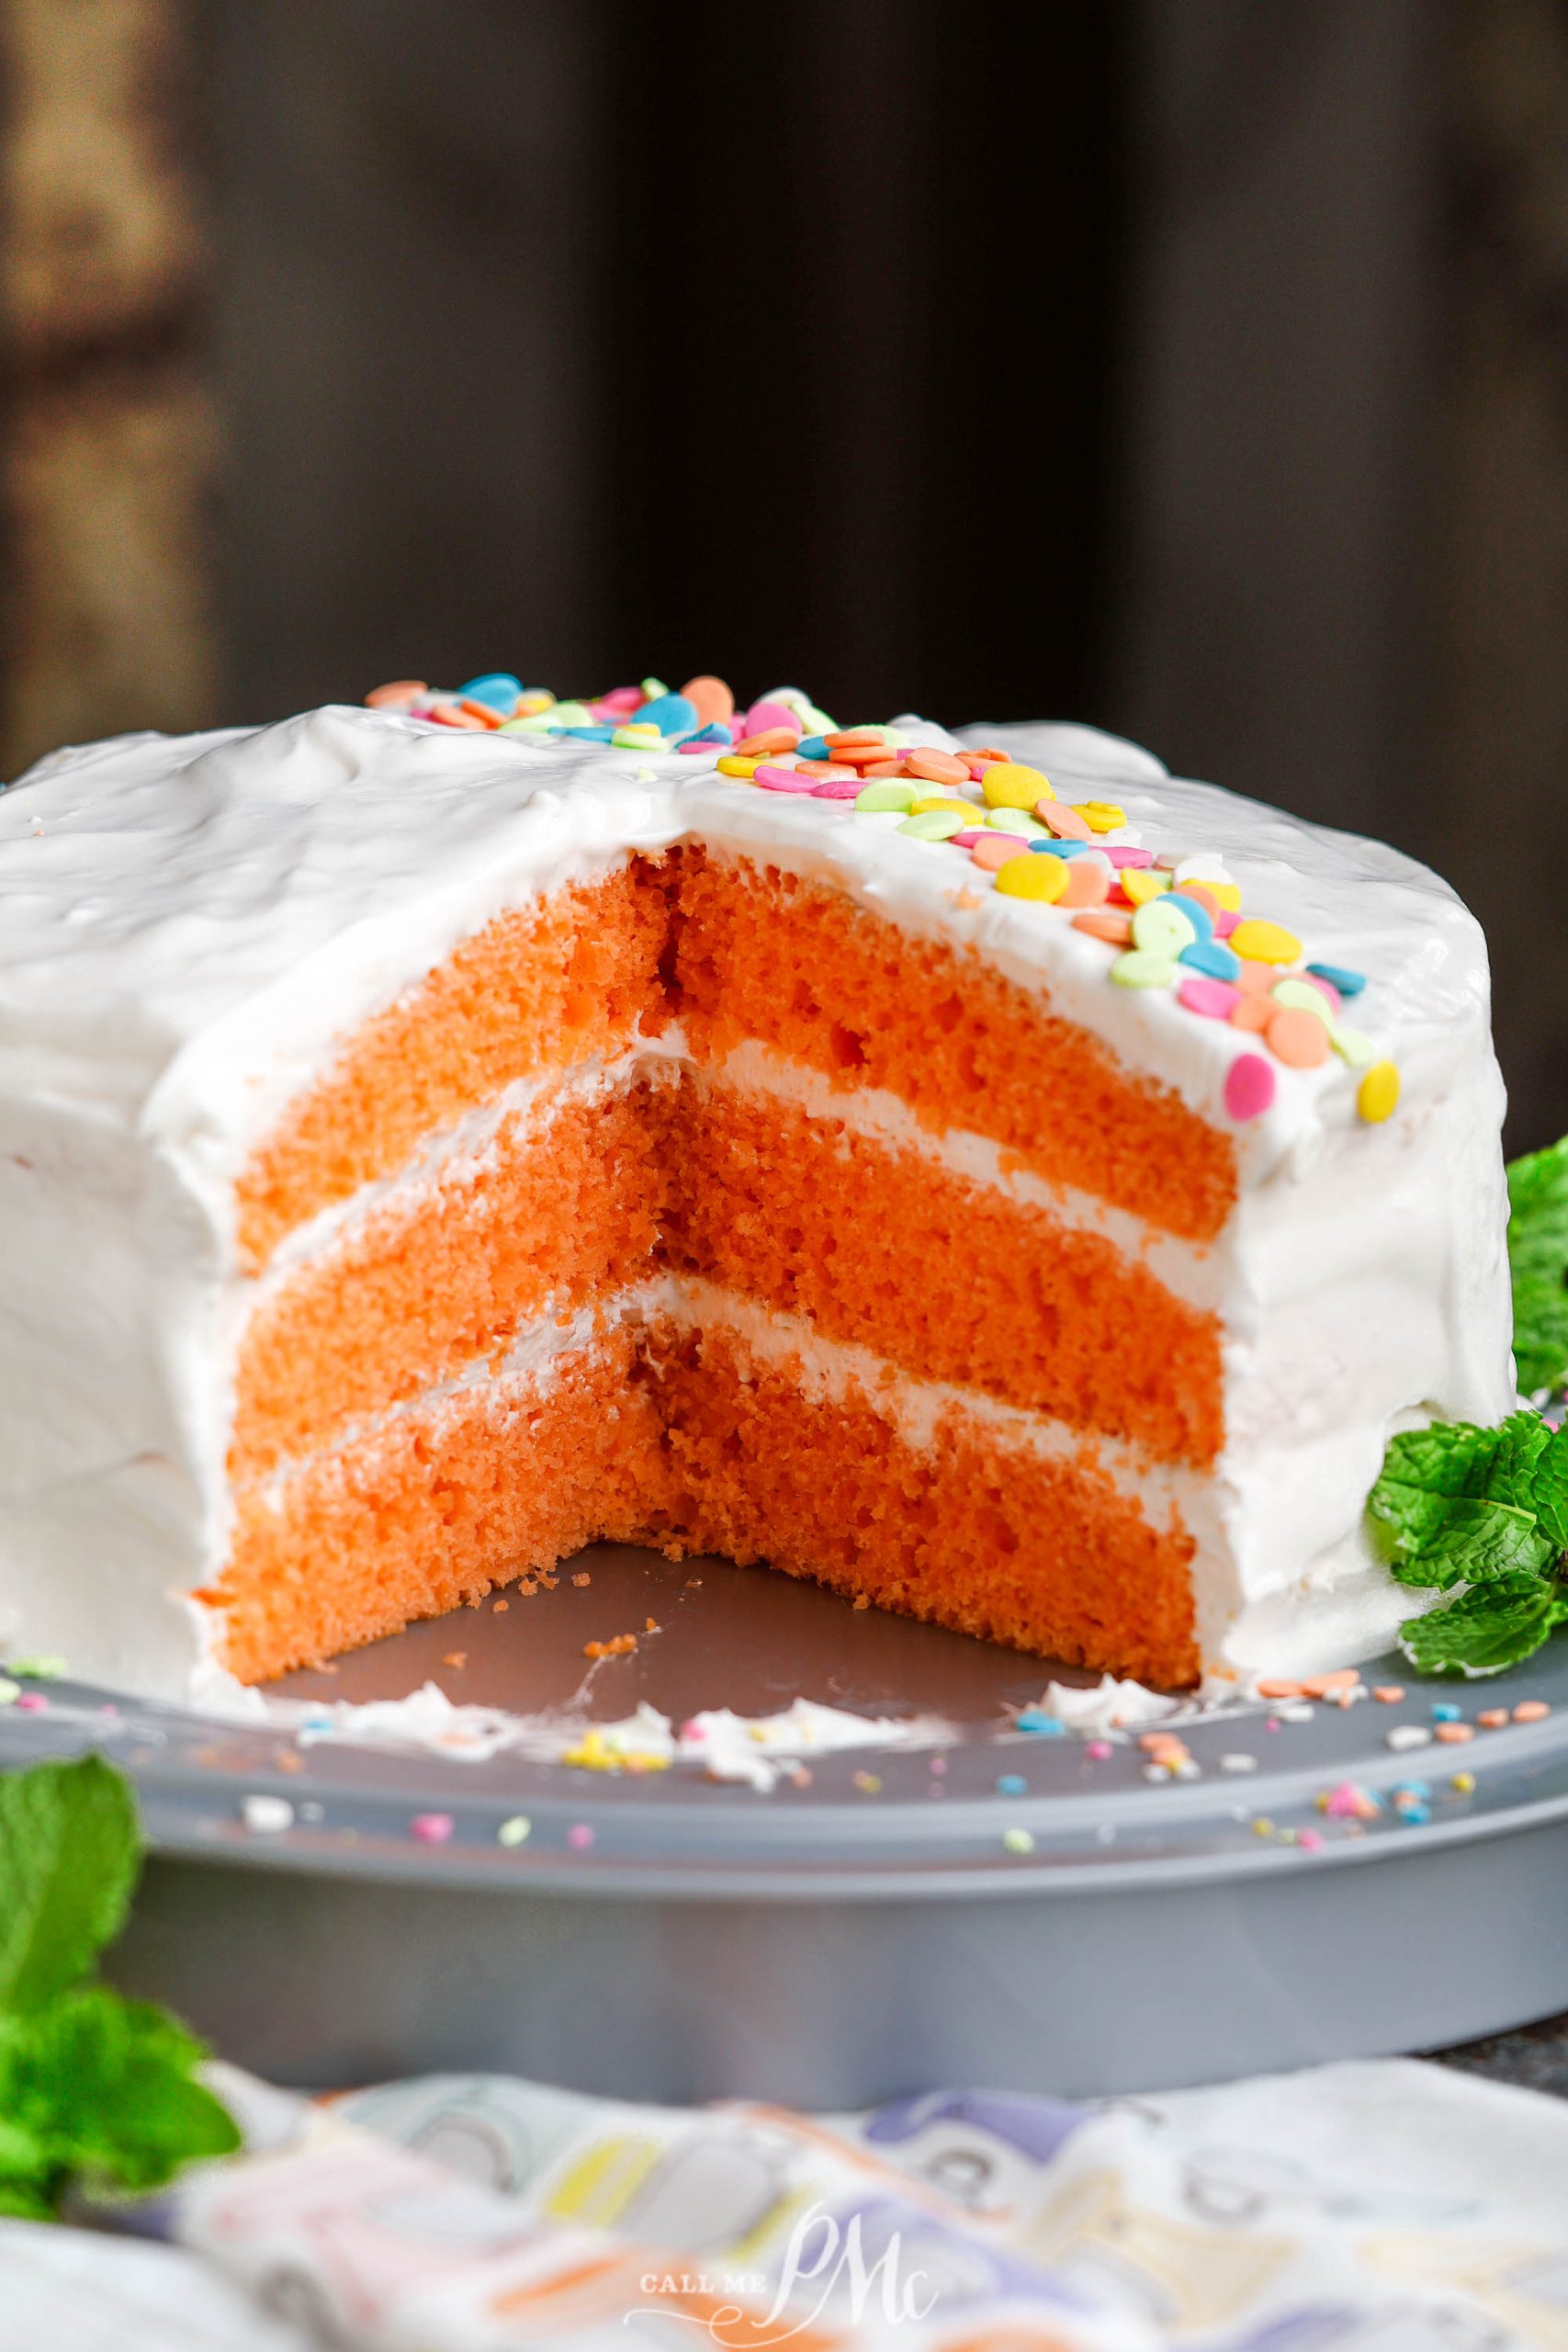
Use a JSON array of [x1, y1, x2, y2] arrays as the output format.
[[442, 1651, 468, 1670], [584, 1631, 638, 1659], [645, 1616, 660, 1633], [571, 1572, 592, 1588], [492, 1599, 510, 1613]]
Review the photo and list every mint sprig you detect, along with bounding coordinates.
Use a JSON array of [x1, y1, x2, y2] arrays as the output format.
[[0, 1755, 239, 2216], [1370, 1416, 1568, 1675], [1508, 1135, 1568, 1397]]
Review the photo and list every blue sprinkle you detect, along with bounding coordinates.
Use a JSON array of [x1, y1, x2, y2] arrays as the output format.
[[553, 724, 615, 742], [1016, 1708, 1067, 1736], [1431, 1702, 1462, 1723], [459, 673, 524, 711], [996, 1773, 1028, 1796], [1179, 938, 1240, 980], [677, 722, 730, 746], [1307, 961, 1366, 998], [1395, 1802, 1431, 1826], [1392, 1780, 1431, 1802], [635, 692, 698, 738], [797, 734, 829, 761], [1166, 890, 1214, 944], [1029, 839, 1092, 858]]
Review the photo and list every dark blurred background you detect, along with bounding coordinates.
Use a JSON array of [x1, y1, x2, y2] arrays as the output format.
[[2, 1, 1564, 1146]]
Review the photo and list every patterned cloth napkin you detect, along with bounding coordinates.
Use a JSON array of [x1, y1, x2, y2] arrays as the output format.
[[2, 2057, 1565, 2349]]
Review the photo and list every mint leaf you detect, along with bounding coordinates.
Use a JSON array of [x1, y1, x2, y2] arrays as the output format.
[[1533, 1421, 1568, 1555], [1508, 1136, 1568, 1395], [0, 1756, 141, 2013], [0, 1986, 240, 2204], [1370, 1412, 1557, 1586], [1400, 1579, 1566, 1677]]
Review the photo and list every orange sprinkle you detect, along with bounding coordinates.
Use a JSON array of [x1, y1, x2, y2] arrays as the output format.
[[905, 750, 969, 786], [366, 679, 427, 708], [1231, 997, 1273, 1034], [1477, 1707, 1509, 1729], [1172, 882, 1221, 922], [425, 701, 488, 730], [825, 730, 885, 751], [1371, 1685, 1404, 1702], [1300, 1668, 1359, 1697], [1235, 959, 1275, 997], [1060, 859, 1110, 909], [858, 759, 908, 778], [971, 833, 1029, 873], [457, 698, 504, 728], [1514, 1700, 1551, 1723], [1072, 909, 1132, 944], [1267, 1006, 1331, 1069], [731, 728, 798, 757], [1434, 1722, 1474, 1745], [1257, 1677, 1304, 1699]]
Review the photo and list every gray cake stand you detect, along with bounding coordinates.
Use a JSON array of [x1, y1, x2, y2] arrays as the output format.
[[4, 1540, 1567, 2105]]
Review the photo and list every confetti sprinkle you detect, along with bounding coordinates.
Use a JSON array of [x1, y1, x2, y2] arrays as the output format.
[[240, 1794, 295, 1836]]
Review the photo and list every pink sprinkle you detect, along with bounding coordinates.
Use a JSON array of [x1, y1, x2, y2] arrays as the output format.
[[1179, 977, 1241, 1021], [1322, 1781, 1364, 1819], [1105, 847, 1154, 869], [1266, 1717, 1282, 1732], [680, 1718, 706, 1742], [727, 716, 746, 742], [1214, 910, 1239, 938], [753, 763, 818, 794], [567, 1823, 595, 1850], [1086, 1740, 1113, 1761], [675, 740, 714, 755], [928, 1755, 947, 1775], [1300, 970, 1342, 1013], [410, 1812, 454, 1844], [1296, 1828, 1325, 1853], [744, 699, 802, 740], [811, 776, 864, 799], [15, 1693, 47, 1713], [1224, 1052, 1277, 1122], [952, 829, 987, 847], [597, 685, 644, 715]]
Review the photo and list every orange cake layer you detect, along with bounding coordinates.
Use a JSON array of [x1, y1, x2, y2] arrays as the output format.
[[672, 848, 1237, 1244], [233, 1078, 669, 1476], [657, 1077, 1224, 1467], [235, 857, 674, 1272], [217, 1326, 665, 1683], [232, 1065, 1221, 1484], [648, 1322, 1200, 1688], [217, 1310, 1199, 1686]]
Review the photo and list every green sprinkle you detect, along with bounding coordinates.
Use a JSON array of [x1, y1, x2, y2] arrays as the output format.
[[497, 1815, 532, 1847], [897, 809, 964, 841], [855, 780, 918, 813], [7, 1657, 66, 1681], [1001, 1827, 1035, 1855]]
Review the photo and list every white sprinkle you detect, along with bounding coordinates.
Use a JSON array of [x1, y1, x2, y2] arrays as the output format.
[[1387, 1724, 1432, 1752], [1277, 1702, 1315, 1724], [299, 1799, 324, 1823], [1172, 1758, 1201, 1781], [1220, 1752, 1258, 1774], [1143, 1763, 1170, 1783], [240, 1794, 296, 1836]]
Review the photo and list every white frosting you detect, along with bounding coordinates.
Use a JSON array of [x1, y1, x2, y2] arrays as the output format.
[[0, 703, 1515, 1697]]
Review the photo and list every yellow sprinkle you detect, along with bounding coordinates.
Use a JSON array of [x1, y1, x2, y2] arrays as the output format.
[[1122, 868, 1171, 907], [1209, 883, 1242, 911], [1229, 918, 1303, 964], [908, 797, 977, 820], [1252, 1816, 1275, 1837], [1072, 799, 1124, 833], [1358, 1060, 1400, 1123], [716, 755, 758, 779], [1450, 1771, 1475, 1794], [994, 852, 1067, 902], [981, 760, 1055, 809]]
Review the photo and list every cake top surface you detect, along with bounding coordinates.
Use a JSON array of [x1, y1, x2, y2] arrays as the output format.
[[0, 673, 1494, 1182]]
